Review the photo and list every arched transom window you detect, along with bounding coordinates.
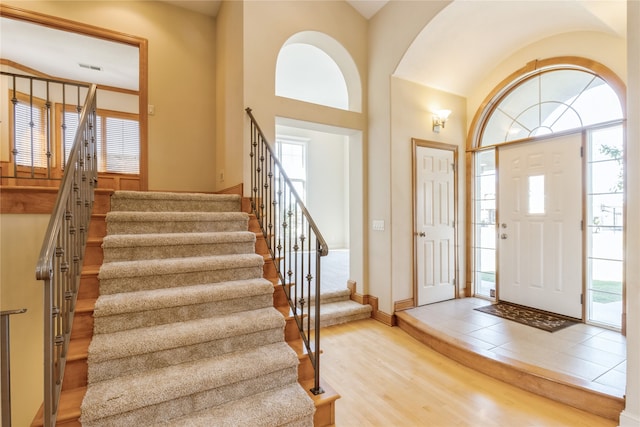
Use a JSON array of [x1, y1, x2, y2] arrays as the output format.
[[480, 68, 623, 146]]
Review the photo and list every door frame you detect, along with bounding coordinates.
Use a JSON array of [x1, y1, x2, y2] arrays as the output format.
[[412, 138, 459, 306]]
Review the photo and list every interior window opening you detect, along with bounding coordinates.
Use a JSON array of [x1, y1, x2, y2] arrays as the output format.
[[276, 137, 307, 203]]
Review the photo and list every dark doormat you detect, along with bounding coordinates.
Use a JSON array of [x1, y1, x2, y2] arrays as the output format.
[[474, 301, 580, 332]]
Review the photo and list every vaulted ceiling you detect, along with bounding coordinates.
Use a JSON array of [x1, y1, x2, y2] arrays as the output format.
[[0, 1, 627, 97]]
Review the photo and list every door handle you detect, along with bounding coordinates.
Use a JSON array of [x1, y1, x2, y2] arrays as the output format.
[[415, 232, 426, 237], [500, 233, 508, 239]]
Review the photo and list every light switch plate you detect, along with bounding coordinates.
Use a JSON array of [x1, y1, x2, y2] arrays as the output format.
[[372, 220, 385, 231]]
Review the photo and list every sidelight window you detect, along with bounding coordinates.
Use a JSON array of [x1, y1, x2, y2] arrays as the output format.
[[471, 60, 625, 330]]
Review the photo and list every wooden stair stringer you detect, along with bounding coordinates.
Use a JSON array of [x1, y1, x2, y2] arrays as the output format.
[[247, 205, 340, 427]]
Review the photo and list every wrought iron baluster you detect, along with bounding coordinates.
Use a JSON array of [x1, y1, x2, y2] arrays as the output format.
[[45, 82, 52, 178], [245, 108, 328, 395]]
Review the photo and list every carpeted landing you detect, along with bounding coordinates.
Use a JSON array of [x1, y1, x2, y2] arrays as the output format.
[[81, 191, 315, 426]]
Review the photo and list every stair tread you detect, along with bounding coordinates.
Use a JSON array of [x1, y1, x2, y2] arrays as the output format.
[[93, 278, 274, 317], [89, 306, 285, 362], [112, 191, 241, 202], [163, 383, 314, 426], [81, 342, 298, 422], [98, 253, 264, 279], [102, 231, 256, 247], [75, 298, 96, 313], [82, 265, 101, 275], [301, 378, 341, 407], [314, 299, 372, 316], [106, 211, 248, 221]]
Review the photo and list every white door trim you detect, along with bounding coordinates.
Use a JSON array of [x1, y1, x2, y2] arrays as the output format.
[[412, 138, 459, 306]]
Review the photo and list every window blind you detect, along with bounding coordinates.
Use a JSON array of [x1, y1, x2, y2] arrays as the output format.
[[63, 111, 139, 174], [14, 100, 48, 168]]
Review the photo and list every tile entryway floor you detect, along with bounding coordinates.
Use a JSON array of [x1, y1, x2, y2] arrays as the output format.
[[404, 297, 626, 396]]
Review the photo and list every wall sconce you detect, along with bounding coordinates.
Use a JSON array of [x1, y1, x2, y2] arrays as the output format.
[[432, 109, 452, 133]]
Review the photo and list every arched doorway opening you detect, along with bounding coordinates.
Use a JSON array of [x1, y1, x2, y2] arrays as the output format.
[[274, 31, 364, 293]]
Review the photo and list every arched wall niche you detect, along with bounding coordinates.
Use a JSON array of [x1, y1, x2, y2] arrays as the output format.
[[275, 30, 362, 113]]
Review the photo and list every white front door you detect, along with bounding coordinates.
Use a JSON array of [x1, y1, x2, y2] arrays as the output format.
[[498, 134, 583, 318], [415, 145, 456, 305]]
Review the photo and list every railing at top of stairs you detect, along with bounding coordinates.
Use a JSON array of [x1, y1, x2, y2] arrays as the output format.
[[35, 83, 98, 426], [246, 108, 327, 396]]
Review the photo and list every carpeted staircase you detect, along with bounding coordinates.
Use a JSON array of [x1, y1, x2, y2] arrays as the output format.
[[309, 288, 372, 329], [80, 191, 316, 426]]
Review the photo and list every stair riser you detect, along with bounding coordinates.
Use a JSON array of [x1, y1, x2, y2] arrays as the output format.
[[99, 265, 264, 295], [314, 399, 336, 427], [78, 274, 99, 299], [102, 242, 255, 262], [110, 199, 240, 213], [62, 359, 88, 390], [263, 261, 278, 277], [89, 328, 285, 383], [285, 317, 301, 341], [82, 368, 298, 427], [84, 243, 103, 266], [94, 294, 274, 334], [313, 310, 373, 329], [248, 221, 261, 233], [92, 194, 112, 216], [88, 218, 106, 239], [273, 285, 289, 307], [107, 220, 248, 235], [297, 356, 315, 382], [71, 312, 93, 340], [107, 221, 247, 235], [254, 236, 269, 254]]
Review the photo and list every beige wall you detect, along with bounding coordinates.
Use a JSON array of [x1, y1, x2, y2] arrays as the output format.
[[389, 76, 466, 306], [0, 214, 49, 427], [215, 0, 244, 191], [2, 0, 217, 192], [367, 1, 450, 313]]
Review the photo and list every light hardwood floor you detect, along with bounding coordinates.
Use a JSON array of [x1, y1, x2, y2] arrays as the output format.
[[320, 318, 617, 427]]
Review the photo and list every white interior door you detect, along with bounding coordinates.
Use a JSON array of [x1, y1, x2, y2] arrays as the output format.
[[498, 134, 582, 318], [416, 145, 456, 305]]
